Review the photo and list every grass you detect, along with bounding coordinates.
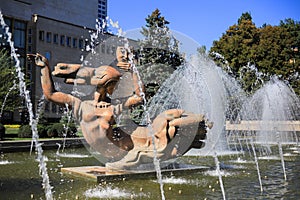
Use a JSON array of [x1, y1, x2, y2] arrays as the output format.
[[3, 127, 19, 140], [5, 127, 19, 134]]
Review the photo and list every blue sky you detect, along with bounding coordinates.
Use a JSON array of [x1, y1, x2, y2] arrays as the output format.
[[108, 0, 300, 49]]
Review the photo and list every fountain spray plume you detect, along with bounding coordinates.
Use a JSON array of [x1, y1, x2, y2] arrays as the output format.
[[82, 18, 166, 200], [121, 29, 166, 200], [0, 11, 53, 199], [143, 37, 230, 199], [30, 95, 45, 155]]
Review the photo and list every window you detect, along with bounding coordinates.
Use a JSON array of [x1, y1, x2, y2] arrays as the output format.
[[72, 38, 77, 48], [27, 62, 32, 71], [0, 18, 10, 46], [59, 106, 64, 114], [111, 46, 116, 55], [106, 45, 110, 54], [98, 14, 106, 19], [84, 40, 89, 50], [28, 36, 32, 44], [2, 18, 26, 70], [28, 45, 32, 53], [19, 57, 25, 68], [45, 52, 51, 60], [46, 32, 51, 43], [51, 103, 57, 113], [79, 39, 83, 49], [66, 36, 71, 47], [99, 1, 106, 6], [101, 44, 105, 53], [53, 34, 58, 44], [27, 72, 32, 81], [13, 22, 26, 48], [45, 102, 50, 111], [39, 30, 44, 41], [4, 18, 11, 30], [60, 35, 65, 46]]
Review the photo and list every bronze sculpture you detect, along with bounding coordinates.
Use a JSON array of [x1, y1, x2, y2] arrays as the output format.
[[27, 46, 212, 170]]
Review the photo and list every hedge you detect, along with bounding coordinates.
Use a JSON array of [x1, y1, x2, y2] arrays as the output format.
[[18, 123, 77, 138]]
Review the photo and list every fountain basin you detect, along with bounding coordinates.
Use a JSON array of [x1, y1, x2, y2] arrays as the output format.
[[1, 146, 299, 199]]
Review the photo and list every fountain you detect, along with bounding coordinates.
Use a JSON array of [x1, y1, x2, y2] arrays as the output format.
[[1, 14, 300, 200]]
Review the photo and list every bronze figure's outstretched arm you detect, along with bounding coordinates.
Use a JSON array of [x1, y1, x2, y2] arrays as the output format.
[[27, 53, 78, 107]]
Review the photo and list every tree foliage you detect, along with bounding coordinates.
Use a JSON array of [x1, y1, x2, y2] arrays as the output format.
[[130, 9, 185, 124], [0, 49, 22, 113], [209, 12, 300, 95], [139, 8, 183, 68], [138, 9, 184, 98]]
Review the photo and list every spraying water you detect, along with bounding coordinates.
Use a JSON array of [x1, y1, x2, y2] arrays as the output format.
[[238, 77, 300, 181], [123, 38, 166, 200], [77, 18, 167, 199], [145, 52, 230, 198], [61, 103, 72, 152], [30, 95, 45, 155], [0, 81, 17, 119], [213, 150, 226, 200], [0, 11, 53, 199], [250, 138, 263, 192]]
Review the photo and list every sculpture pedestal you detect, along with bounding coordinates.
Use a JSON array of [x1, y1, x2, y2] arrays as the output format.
[[61, 163, 209, 182]]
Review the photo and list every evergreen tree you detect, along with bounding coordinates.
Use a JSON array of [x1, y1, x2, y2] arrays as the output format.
[[138, 9, 184, 99], [139, 8, 183, 68], [197, 45, 207, 55], [130, 9, 184, 123]]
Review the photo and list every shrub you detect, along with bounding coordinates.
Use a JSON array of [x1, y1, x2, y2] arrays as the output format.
[[37, 124, 49, 138], [18, 124, 50, 138], [47, 123, 63, 138], [18, 125, 32, 138], [47, 123, 77, 138]]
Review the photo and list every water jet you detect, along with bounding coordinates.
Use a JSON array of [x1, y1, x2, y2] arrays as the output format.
[[0, 16, 299, 200]]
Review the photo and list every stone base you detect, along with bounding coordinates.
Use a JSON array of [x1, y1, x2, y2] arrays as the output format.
[[61, 163, 209, 182]]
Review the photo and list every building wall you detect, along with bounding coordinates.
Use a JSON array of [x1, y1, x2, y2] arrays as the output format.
[[1, 0, 139, 122], [0, 0, 100, 120], [0, 0, 98, 29], [30, 15, 94, 119], [98, 0, 108, 22]]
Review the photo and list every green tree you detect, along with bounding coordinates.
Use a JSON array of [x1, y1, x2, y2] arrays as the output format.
[[140, 8, 183, 67], [138, 8, 184, 98], [278, 18, 300, 95], [0, 49, 22, 113], [209, 12, 300, 95], [197, 45, 207, 55], [210, 12, 259, 74], [130, 9, 184, 123]]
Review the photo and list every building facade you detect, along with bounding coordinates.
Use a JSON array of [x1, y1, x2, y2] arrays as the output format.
[[0, 0, 115, 122], [98, 0, 108, 22]]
